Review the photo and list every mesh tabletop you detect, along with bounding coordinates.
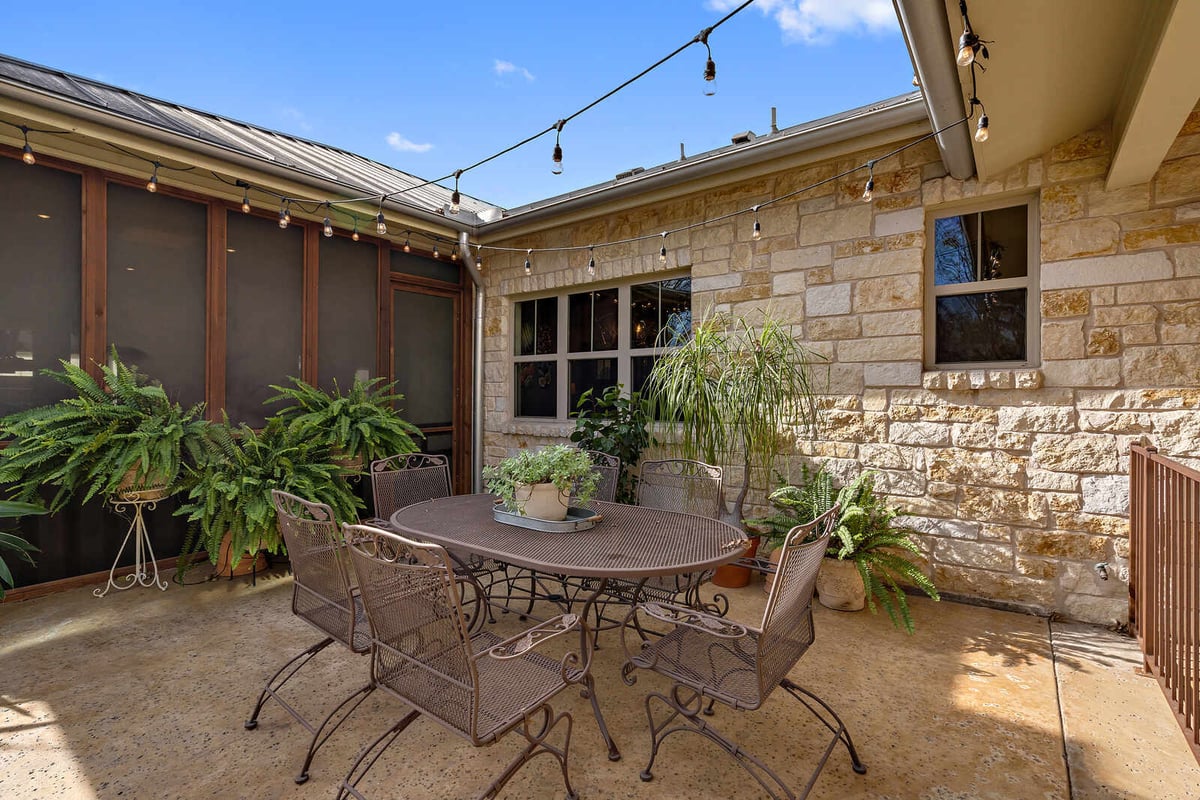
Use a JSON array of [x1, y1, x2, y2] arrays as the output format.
[[389, 494, 747, 579]]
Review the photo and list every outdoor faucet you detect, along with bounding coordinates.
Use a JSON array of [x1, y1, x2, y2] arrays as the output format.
[[1093, 561, 1109, 580]]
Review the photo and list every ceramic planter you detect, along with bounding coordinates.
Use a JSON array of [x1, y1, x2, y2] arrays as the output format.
[[213, 532, 269, 578], [815, 557, 866, 611], [515, 482, 570, 521]]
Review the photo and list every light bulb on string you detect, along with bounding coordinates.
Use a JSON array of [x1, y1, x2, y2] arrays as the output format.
[[146, 162, 160, 193], [323, 207, 333, 238], [450, 170, 462, 214], [751, 206, 761, 241], [587, 246, 595, 276], [699, 28, 717, 96], [403, 235, 411, 253], [955, 1, 988, 67], [862, 162, 875, 203], [375, 198, 388, 235], [451, 243, 459, 261], [237, 180, 251, 213], [659, 232, 668, 264], [475, 246, 483, 271], [432, 242, 440, 259], [351, 218, 360, 242], [524, 249, 532, 276], [20, 126, 35, 165], [552, 120, 565, 175], [975, 113, 989, 143], [278, 201, 290, 229]]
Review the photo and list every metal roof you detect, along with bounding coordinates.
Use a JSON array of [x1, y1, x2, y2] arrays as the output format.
[[0, 53, 492, 216]]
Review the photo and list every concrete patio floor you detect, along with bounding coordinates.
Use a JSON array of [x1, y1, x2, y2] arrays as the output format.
[[1, 567, 1196, 800]]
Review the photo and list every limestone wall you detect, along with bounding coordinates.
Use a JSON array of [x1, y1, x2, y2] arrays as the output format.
[[479, 106, 1200, 624]]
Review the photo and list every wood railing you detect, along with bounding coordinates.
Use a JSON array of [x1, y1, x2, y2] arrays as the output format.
[[1130, 444, 1199, 760]]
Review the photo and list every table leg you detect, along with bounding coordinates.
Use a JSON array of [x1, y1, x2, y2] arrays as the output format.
[[578, 577, 621, 761]]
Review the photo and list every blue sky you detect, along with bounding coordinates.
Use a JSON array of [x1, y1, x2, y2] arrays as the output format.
[[3, 1, 914, 209]]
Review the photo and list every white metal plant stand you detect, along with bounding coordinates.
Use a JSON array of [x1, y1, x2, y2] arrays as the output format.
[[94, 486, 170, 598]]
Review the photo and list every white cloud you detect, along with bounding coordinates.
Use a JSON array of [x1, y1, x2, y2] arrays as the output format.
[[278, 106, 314, 133], [385, 132, 433, 153], [493, 59, 535, 81], [707, 0, 897, 43]]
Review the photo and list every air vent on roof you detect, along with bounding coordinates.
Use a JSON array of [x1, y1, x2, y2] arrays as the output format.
[[615, 166, 645, 180], [731, 130, 756, 145]]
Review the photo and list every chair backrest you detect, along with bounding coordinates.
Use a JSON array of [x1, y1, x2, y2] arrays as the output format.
[[637, 458, 723, 518], [370, 453, 452, 520], [756, 505, 839, 694], [343, 523, 479, 738], [272, 490, 365, 652], [583, 450, 620, 504]]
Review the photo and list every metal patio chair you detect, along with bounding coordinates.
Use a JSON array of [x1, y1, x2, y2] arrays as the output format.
[[368, 452, 452, 522], [582, 449, 620, 504], [619, 505, 866, 799], [245, 490, 374, 785], [338, 523, 589, 800]]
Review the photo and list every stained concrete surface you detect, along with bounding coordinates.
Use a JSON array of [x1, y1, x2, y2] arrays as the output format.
[[0, 568, 1196, 799]]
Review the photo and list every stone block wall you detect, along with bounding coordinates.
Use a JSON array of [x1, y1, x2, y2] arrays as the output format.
[[478, 105, 1200, 624]]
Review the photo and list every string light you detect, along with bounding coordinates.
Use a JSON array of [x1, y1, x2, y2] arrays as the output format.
[[432, 242, 440, 259], [403, 235, 411, 253], [699, 28, 717, 96], [659, 231, 668, 264], [238, 180, 251, 213], [587, 246, 595, 276], [450, 170, 462, 214], [20, 126, 35, 165], [278, 200, 290, 229], [375, 198, 388, 236], [955, 0, 987, 67], [552, 120, 565, 175], [862, 161, 875, 203], [451, 243, 459, 261], [524, 249, 532, 276], [146, 162, 160, 193], [351, 218, 360, 242], [975, 113, 989, 143], [323, 205, 334, 238], [751, 205, 761, 240]]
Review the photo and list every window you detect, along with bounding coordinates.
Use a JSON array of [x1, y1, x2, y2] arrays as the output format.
[[513, 276, 691, 419], [926, 199, 1038, 367]]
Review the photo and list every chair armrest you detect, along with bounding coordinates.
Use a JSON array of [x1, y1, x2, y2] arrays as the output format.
[[486, 613, 583, 660], [359, 516, 392, 529], [638, 601, 748, 639]]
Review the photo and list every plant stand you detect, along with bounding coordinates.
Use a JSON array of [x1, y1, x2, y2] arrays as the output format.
[[94, 488, 170, 598]]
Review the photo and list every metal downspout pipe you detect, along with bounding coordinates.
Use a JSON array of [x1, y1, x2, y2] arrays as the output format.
[[459, 231, 485, 492]]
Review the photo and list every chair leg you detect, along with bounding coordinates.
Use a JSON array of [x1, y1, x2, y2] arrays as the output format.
[[336, 708, 422, 800], [780, 679, 867, 776], [480, 704, 577, 800], [245, 636, 335, 730], [641, 684, 848, 800], [294, 682, 375, 784]]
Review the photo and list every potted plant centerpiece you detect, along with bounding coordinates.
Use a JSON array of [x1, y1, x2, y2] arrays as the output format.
[[0, 351, 209, 510], [643, 309, 823, 587], [484, 444, 599, 522], [265, 376, 422, 472], [175, 417, 362, 577], [751, 464, 939, 634]]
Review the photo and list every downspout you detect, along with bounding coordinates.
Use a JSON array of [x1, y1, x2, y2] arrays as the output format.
[[893, 0, 976, 180], [459, 230, 485, 492]]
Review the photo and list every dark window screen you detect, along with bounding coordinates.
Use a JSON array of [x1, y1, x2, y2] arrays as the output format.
[[106, 183, 206, 406], [225, 212, 303, 425], [0, 159, 82, 417], [390, 248, 460, 283], [935, 289, 1028, 363], [393, 291, 454, 428], [318, 235, 377, 391]]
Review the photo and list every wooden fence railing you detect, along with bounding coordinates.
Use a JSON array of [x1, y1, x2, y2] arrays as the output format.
[[1130, 444, 1199, 760]]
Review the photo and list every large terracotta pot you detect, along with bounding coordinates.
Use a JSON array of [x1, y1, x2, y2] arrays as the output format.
[[816, 558, 866, 611], [117, 463, 170, 501], [712, 536, 760, 588], [515, 482, 570, 521], [213, 532, 269, 578]]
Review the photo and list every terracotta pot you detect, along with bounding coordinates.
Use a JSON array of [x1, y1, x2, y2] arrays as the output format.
[[213, 532, 268, 578], [117, 463, 170, 500], [515, 482, 569, 521], [712, 536, 760, 588], [331, 448, 364, 472], [816, 558, 866, 611]]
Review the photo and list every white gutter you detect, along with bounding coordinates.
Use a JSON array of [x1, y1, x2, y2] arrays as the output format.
[[0, 81, 469, 233], [459, 231, 485, 492], [480, 94, 930, 235], [892, 0, 976, 180]]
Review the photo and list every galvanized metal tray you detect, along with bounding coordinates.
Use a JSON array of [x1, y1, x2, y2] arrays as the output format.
[[492, 504, 602, 533]]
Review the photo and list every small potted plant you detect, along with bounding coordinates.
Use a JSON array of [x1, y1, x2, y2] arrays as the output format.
[[0, 351, 209, 510], [175, 417, 362, 577], [750, 464, 939, 634], [483, 444, 599, 521], [265, 376, 422, 472]]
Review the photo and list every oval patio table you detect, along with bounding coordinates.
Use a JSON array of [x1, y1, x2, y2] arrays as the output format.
[[389, 493, 747, 761]]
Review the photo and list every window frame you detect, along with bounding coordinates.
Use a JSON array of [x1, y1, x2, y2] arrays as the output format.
[[924, 194, 1040, 369], [512, 271, 690, 421]]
